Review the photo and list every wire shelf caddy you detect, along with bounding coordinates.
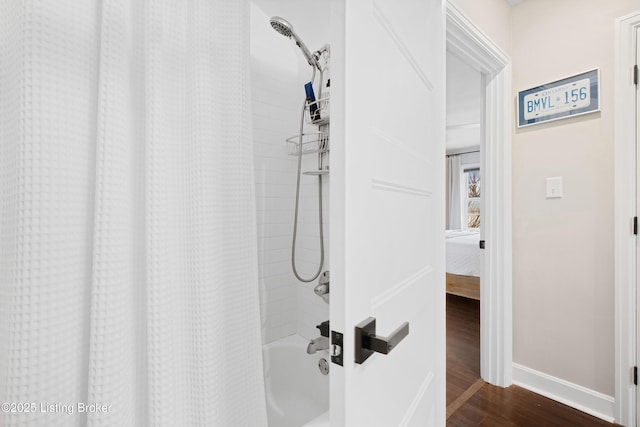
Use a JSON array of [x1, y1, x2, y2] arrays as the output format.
[[286, 131, 329, 156]]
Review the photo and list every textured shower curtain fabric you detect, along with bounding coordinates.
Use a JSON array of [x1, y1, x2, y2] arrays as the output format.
[[0, 1, 267, 426]]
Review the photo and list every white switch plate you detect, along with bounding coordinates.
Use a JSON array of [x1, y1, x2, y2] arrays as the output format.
[[546, 176, 563, 199]]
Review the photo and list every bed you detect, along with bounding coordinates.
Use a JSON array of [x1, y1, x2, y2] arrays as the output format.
[[446, 229, 481, 300]]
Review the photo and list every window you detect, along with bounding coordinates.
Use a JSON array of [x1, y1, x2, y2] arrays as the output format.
[[464, 167, 480, 228]]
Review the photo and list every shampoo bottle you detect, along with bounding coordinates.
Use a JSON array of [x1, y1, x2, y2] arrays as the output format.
[[304, 82, 320, 122]]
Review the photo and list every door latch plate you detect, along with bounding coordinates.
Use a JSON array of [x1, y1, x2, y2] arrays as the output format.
[[331, 330, 343, 366]]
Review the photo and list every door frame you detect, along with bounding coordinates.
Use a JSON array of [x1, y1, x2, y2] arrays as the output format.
[[446, 1, 513, 387], [614, 10, 640, 426]]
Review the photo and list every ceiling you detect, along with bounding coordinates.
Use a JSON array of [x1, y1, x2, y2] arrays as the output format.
[[446, 51, 481, 153]]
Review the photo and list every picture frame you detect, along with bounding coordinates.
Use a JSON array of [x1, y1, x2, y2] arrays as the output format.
[[517, 69, 600, 128]]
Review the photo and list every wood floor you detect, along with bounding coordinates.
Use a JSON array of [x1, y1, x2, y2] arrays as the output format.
[[446, 294, 621, 426], [447, 294, 481, 407]]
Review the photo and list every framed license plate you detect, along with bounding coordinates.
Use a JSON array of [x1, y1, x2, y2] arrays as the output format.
[[517, 69, 600, 127]]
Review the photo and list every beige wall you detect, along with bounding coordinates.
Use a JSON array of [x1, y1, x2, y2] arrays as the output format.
[[449, 0, 512, 55], [511, 0, 640, 397], [452, 0, 640, 397]]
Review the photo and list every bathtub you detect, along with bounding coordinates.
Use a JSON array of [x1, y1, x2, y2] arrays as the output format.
[[263, 334, 329, 427]]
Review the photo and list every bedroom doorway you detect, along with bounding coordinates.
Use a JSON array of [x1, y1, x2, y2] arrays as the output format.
[[446, 0, 512, 392], [445, 49, 482, 301], [445, 45, 483, 414]]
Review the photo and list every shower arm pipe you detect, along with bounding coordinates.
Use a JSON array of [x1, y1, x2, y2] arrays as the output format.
[[311, 45, 330, 72], [302, 44, 329, 72], [291, 67, 325, 283]]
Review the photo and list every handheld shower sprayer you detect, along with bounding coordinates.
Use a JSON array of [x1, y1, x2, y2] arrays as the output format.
[[270, 16, 321, 70], [270, 15, 329, 284]]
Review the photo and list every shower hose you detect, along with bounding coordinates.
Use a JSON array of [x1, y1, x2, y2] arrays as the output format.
[[291, 68, 325, 283]]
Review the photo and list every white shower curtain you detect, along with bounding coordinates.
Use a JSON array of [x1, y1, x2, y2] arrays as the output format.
[[0, 1, 267, 426], [446, 155, 463, 230]]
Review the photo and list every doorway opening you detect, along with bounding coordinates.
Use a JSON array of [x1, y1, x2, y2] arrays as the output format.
[[445, 47, 483, 412], [445, 0, 512, 390]]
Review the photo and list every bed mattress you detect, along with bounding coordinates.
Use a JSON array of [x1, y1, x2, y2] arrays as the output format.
[[446, 230, 481, 277]]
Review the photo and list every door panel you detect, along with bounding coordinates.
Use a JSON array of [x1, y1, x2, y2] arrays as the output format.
[[331, 0, 445, 425]]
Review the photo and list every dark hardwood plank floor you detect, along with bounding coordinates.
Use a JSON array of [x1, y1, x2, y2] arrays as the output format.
[[447, 294, 481, 407], [446, 294, 621, 427], [447, 383, 621, 427]]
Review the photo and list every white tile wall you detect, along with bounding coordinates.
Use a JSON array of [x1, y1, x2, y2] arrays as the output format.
[[295, 154, 330, 340], [251, 0, 331, 345], [252, 56, 299, 344]]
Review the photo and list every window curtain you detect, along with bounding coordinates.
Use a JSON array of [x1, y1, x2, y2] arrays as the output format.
[[0, 1, 267, 426], [446, 155, 463, 230]]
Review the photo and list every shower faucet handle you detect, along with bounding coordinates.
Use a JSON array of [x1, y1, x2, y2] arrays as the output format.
[[314, 283, 329, 296], [316, 320, 330, 338], [314, 271, 330, 304]]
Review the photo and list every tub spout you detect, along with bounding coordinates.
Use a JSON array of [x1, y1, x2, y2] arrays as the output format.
[[306, 336, 329, 354]]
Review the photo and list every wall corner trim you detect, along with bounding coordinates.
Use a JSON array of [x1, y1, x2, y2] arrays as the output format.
[[513, 363, 615, 423]]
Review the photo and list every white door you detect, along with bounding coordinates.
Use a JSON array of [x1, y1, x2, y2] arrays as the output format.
[[330, 0, 446, 425]]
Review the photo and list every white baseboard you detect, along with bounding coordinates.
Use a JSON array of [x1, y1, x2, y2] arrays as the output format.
[[512, 363, 615, 423]]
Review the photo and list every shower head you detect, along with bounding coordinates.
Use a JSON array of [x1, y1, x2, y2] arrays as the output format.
[[269, 16, 320, 70], [270, 16, 293, 38]]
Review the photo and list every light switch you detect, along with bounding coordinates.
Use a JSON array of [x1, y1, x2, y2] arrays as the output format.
[[546, 176, 563, 199]]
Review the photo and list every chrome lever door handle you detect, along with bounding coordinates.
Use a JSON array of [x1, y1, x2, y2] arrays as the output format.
[[354, 317, 409, 364]]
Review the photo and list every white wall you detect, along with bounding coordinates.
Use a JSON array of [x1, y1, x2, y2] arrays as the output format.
[[251, 2, 299, 343], [446, 51, 481, 152], [459, 150, 480, 166], [251, 0, 330, 344], [295, 164, 330, 340]]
